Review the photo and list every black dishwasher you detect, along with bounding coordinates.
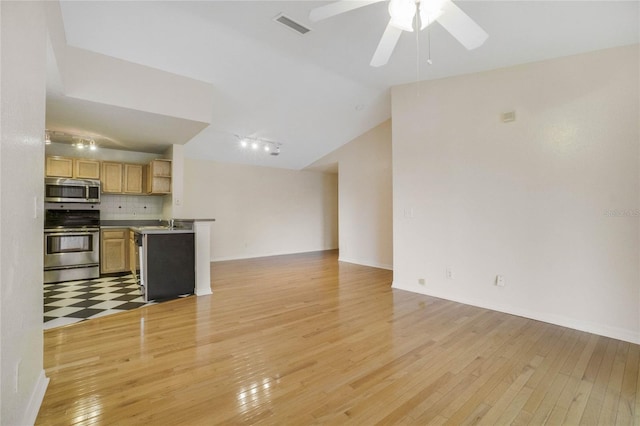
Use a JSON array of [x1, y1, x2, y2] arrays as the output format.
[[140, 232, 195, 302]]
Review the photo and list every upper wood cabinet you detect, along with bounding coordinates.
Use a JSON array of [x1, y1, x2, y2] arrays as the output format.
[[74, 158, 101, 179], [101, 162, 123, 193], [124, 164, 144, 194], [46, 156, 100, 179], [101, 162, 144, 194], [146, 159, 172, 194], [46, 155, 170, 195], [46, 157, 73, 177]]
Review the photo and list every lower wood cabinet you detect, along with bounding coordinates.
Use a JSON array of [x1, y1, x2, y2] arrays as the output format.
[[101, 229, 129, 274]]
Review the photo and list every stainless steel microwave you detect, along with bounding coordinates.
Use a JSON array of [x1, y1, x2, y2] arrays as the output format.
[[45, 177, 101, 203]]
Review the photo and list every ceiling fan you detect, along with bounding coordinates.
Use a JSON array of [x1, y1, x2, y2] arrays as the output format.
[[309, 0, 488, 67]]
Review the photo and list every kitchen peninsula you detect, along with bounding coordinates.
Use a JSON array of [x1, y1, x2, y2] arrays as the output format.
[[102, 218, 216, 301], [131, 226, 195, 302]]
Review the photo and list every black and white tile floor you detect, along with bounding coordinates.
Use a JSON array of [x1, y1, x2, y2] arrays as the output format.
[[43, 274, 154, 329]]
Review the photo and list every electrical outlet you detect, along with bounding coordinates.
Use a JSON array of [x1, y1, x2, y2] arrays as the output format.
[[495, 275, 505, 287], [418, 278, 426, 285], [446, 268, 453, 280]]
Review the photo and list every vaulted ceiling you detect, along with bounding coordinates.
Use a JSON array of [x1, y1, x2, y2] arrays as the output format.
[[46, 1, 639, 170]]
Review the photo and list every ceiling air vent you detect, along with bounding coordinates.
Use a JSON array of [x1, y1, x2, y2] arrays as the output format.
[[273, 14, 311, 35]]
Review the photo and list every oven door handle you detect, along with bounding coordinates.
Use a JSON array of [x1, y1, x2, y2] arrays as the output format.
[[45, 231, 97, 237]]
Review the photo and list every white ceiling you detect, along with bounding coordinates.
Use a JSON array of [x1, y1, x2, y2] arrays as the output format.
[[49, 1, 639, 170]]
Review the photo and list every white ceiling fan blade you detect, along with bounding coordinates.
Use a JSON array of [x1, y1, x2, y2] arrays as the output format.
[[309, 0, 385, 22], [437, 0, 488, 50], [370, 21, 403, 67]]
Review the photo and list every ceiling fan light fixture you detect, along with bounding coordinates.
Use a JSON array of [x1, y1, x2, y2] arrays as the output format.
[[419, 0, 445, 30], [388, 0, 416, 32]]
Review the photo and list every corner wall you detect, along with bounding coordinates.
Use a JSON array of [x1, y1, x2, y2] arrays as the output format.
[[182, 159, 338, 261], [391, 45, 640, 343], [309, 121, 393, 269], [338, 121, 393, 269], [1, 2, 49, 424]]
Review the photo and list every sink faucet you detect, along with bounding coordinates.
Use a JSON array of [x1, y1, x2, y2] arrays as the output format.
[[169, 219, 175, 229]]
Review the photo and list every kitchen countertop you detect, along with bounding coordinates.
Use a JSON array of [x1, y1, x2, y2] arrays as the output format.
[[130, 226, 194, 235], [100, 219, 214, 233], [100, 219, 215, 228], [101, 219, 165, 228]]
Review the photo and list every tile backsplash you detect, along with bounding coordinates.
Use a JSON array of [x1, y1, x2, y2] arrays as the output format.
[[101, 194, 164, 220]]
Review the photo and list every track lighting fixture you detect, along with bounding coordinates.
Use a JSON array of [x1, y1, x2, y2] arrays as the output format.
[[45, 130, 100, 151], [235, 135, 282, 157], [72, 136, 97, 151]]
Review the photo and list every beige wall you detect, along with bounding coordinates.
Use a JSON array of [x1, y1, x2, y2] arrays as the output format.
[[183, 159, 338, 261], [309, 120, 393, 269], [1, 2, 49, 424], [392, 45, 640, 344]]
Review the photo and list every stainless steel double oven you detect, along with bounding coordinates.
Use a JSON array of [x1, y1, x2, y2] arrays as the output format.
[[44, 204, 100, 283]]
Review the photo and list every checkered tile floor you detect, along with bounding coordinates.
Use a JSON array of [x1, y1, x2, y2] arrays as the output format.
[[43, 274, 154, 329]]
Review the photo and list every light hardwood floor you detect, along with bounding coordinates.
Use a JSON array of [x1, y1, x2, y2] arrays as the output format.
[[37, 250, 639, 425]]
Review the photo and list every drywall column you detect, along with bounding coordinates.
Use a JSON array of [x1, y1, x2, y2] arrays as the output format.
[[1, 2, 49, 424], [194, 220, 214, 296], [162, 144, 185, 219]]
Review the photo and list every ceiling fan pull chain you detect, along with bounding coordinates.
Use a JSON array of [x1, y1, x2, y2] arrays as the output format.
[[415, 11, 420, 86], [427, 17, 433, 65]]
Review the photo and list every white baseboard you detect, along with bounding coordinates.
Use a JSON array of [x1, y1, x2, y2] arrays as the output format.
[[212, 247, 338, 263], [195, 288, 213, 296], [23, 370, 49, 426], [392, 280, 640, 345], [339, 256, 393, 271]]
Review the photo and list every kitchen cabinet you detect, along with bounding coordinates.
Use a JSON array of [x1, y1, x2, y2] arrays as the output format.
[[46, 156, 73, 177], [124, 164, 144, 194], [146, 159, 172, 194], [46, 156, 100, 179], [74, 158, 101, 179], [102, 162, 144, 194], [101, 229, 129, 274], [48, 155, 167, 195], [101, 162, 123, 193]]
